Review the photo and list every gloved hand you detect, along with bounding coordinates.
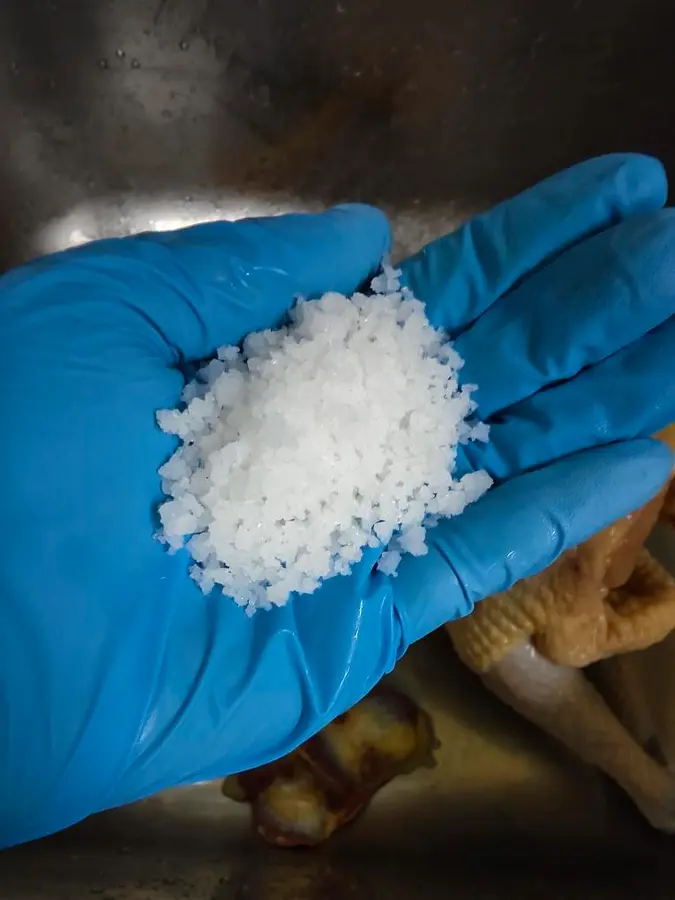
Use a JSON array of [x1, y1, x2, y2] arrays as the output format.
[[1, 154, 674, 849]]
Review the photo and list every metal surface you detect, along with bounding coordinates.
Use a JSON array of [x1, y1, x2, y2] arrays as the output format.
[[5, 633, 675, 898], [2, 0, 675, 896]]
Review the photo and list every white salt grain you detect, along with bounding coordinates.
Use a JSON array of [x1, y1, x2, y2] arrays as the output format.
[[398, 525, 428, 557], [469, 421, 490, 443], [377, 550, 402, 576], [157, 266, 492, 613]]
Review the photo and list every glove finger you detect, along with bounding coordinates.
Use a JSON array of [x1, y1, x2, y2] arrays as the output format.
[[399, 154, 666, 333], [394, 438, 674, 644], [30, 204, 391, 364], [460, 315, 675, 481], [456, 210, 675, 418], [150, 204, 392, 361]]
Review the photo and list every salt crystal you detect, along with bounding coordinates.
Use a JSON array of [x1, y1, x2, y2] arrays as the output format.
[[398, 525, 428, 557], [458, 470, 493, 504], [377, 550, 402, 576], [470, 421, 490, 443], [156, 264, 491, 610]]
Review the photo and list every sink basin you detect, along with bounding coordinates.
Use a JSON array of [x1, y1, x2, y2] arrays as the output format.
[[2, 0, 675, 896], [4, 627, 675, 899]]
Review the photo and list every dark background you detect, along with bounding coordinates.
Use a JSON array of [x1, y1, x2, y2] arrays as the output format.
[[1, 0, 674, 269]]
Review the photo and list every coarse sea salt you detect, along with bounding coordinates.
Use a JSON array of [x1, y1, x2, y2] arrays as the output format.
[[157, 266, 491, 614]]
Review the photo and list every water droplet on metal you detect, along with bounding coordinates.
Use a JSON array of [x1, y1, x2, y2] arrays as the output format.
[[9, 61, 19, 74], [184, 195, 193, 203], [98, 58, 109, 69], [179, 39, 190, 51], [131, 58, 141, 69], [116, 48, 126, 58]]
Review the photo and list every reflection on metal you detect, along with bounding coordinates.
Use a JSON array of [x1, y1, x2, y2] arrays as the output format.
[[36, 194, 297, 254], [33, 194, 467, 262], [2, 0, 675, 896]]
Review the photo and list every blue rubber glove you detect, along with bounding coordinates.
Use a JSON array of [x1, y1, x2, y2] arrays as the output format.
[[1, 154, 675, 849]]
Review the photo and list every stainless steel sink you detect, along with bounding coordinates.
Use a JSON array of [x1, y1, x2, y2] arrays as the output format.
[[5, 629, 675, 899], [2, 0, 675, 896]]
